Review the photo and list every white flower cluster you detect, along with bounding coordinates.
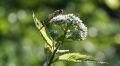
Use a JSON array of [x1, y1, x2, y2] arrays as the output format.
[[50, 14, 87, 41], [50, 14, 82, 24]]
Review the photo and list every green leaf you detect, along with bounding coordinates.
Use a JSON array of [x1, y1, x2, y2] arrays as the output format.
[[44, 43, 52, 55], [64, 39, 73, 43], [58, 53, 99, 62], [55, 35, 64, 42], [32, 11, 53, 49]]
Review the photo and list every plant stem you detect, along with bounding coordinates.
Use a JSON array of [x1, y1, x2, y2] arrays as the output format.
[[52, 37, 55, 52], [47, 43, 61, 66], [47, 27, 68, 66]]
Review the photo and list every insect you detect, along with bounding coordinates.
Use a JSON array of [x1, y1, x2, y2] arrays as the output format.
[[44, 9, 63, 24]]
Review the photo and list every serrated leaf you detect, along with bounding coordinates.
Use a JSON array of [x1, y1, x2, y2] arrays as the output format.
[[32, 11, 52, 49], [58, 53, 99, 62]]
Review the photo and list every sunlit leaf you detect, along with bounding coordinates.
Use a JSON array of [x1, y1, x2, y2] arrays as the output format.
[[32, 11, 53, 49], [57, 53, 99, 62]]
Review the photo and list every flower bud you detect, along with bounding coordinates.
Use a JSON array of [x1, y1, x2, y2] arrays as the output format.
[[72, 30, 87, 41], [50, 29, 58, 38]]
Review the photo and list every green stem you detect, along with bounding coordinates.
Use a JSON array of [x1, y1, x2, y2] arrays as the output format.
[[47, 27, 68, 66], [47, 43, 61, 66], [52, 37, 54, 52], [60, 25, 65, 32]]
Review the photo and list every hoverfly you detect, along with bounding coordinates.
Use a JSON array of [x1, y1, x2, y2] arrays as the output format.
[[44, 9, 63, 24]]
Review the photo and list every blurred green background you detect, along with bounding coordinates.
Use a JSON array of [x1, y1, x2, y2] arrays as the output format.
[[0, 0, 120, 66]]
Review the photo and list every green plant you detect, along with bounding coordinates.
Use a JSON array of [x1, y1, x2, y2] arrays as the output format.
[[32, 10, 106, 66]]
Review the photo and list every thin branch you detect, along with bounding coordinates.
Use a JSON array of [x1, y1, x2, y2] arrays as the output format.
[[59, 25, 65, 32]]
